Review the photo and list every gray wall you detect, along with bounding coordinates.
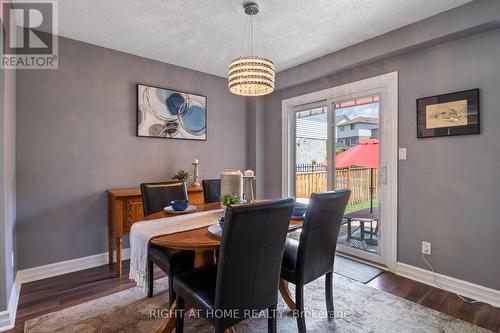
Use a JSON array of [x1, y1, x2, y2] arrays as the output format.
[[245, 97, 265, 198], [0, 54, 6, 312], [16, 36, 247, 269], [0, 25, 16, 311], [261, 28, 500, 290], [0, 53, 7, 312], [11, 0, 500, 293]]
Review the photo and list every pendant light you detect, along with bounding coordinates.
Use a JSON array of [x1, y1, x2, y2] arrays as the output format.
[[228, 2, 274, 96]]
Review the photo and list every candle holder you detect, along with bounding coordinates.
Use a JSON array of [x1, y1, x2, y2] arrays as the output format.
[[192, 160, 201, 187], [243, 170, 256, 202]]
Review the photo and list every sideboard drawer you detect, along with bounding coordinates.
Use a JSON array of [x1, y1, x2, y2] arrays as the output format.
[[125, 196, 145, 233]]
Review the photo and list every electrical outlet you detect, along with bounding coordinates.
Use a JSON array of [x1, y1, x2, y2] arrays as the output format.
[[422, 241, 431, 255]]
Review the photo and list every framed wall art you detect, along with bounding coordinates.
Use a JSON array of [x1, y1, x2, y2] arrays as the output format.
[[137, 84, 207, 141], [417, 89, 479, 138]]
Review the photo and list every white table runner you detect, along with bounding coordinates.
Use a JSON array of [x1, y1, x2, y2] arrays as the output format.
[[129, 209, 223, 291]]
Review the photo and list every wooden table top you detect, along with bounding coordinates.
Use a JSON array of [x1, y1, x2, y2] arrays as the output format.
[[150, 202, 302, 251], [150, 202, 222, 251]]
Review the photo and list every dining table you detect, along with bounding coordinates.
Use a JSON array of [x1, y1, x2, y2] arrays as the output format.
[[145, 202, 302, 333]]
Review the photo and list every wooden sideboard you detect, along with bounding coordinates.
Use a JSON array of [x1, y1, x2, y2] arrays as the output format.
[[106, 186, 204, 276]]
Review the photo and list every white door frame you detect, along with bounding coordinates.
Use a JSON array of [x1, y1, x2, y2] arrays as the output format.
[[281, 72, 398, 272]]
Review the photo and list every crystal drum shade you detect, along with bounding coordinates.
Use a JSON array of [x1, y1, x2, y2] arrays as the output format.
[[228, 56, 275, 96]]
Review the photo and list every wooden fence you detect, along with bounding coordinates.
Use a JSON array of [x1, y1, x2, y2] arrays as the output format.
[[295, 167, 378, 206]]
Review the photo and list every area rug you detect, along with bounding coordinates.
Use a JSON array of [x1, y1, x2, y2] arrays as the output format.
[[25, 275, 490, 333]]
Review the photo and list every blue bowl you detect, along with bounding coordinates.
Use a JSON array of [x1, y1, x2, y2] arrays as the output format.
[[171, 200, 189, 211], [292, 204, 308, 219], [218, 217, 225, 229]]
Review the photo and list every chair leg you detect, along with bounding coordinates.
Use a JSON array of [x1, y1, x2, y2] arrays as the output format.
[[168, 276, 176, 307], [295, 283, 307, 333], [176, 295, 185, 333], [268, 304, 277, 333], [147, 260, 154, 298], [325, 271, 334, 319], [215, 321, 226, 333]]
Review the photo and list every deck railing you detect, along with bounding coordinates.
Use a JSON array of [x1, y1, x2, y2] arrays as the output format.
[[295, 166, 378, 206]]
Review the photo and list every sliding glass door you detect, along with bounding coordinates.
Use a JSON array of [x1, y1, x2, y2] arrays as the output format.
[[289, 98, 385, 265], [283, 72, 399, 270], [290, 97, 382, 256]]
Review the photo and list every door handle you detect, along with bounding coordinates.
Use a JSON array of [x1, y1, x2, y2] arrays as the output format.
[[379, 166, 387, 184]]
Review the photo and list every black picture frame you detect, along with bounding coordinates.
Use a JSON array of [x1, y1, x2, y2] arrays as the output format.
[[417, 89, 479, 138], [136, 83, 207, 141]]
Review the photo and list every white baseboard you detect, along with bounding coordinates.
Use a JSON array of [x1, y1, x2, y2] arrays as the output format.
[[396, 262, 500, 308], [17, 248, 131, 284], [0, 276, 21, 332]]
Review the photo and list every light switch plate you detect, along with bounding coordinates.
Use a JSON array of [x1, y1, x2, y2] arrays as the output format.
[[398, 148, 407, 160]]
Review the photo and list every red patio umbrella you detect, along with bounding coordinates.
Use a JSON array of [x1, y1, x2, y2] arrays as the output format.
[[335, 138, 379, 168], [335, 139, 379, 212]]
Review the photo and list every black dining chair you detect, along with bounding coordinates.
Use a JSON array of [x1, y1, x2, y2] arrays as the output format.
[[140, 181, 195, 304], [173, 198, 295, 333], [281, 190, 351, 333], [141, 181, 188, 216], [202, 179, 221, 203]]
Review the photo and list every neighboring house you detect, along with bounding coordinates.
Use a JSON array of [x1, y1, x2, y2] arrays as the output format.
[[336, 116, 378, 147], [295, 114, 378, 163], [334, 114, 349, 141], [296, 118, 327, 164]]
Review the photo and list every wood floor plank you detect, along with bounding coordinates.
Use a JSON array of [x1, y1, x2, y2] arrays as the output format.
[[490, 310, 500, 332], [366, 271, 399, 291], [418, 287, 450, 313], [472, 304, 496, 330]]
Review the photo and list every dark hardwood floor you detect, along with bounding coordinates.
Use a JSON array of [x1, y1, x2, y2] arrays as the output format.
[[6, 260, 499, 332], [7, 262, 166, 333], [367, 273, 500, 332]]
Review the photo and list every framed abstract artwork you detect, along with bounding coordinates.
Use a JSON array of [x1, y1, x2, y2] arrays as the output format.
[[417, 89, 479, 138], [137, 84, 207, 141]]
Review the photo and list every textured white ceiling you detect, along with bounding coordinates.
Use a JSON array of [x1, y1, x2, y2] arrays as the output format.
[[53, 0, 472, 77]]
